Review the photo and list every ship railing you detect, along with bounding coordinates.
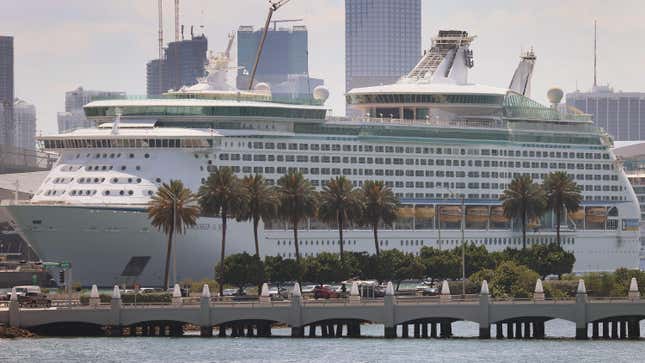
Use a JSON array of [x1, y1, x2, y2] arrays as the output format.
[[328, 116, 600, 134]]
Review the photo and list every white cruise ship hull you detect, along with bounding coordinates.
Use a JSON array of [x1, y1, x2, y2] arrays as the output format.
[[5, 203, 640, 286]]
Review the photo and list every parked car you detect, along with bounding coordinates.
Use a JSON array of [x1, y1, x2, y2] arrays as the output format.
[[422, 286, 439, 296], [222, 288, 241, 297], [313, 285, 339, 299], [9, 285, 51, 308], [300, 284, 317, 294]]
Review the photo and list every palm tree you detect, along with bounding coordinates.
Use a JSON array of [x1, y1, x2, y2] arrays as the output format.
[[147, 180, 200, 290], [500, 175, 546, 249], [276, 171, 318, 262], [360, 180, 400, 256], [239, 174, 278, 257], [198, 167, 246, 297], [544, 171, 582, 245], [318, 176, 362, 260]]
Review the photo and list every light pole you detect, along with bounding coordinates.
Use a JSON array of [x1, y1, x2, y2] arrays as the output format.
[[172, 194, 177, 287]]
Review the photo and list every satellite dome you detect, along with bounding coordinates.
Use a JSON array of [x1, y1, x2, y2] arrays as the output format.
[[313, 85, 330, 102], [547, 87, 564, 105], [254, 82, 271, 95]]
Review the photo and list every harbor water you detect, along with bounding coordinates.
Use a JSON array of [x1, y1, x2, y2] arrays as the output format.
[[3, 320, 645, 362]]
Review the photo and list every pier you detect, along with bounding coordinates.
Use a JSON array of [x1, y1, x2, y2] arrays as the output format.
[[1, 279, 644, 339]]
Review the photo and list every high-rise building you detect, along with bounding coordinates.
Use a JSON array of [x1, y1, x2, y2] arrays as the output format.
[[13, 98, 36, 150], [345, 0, 422, 114], [0, 36, 14, 145], [146, 34, 208, 97], [236, 24, 324, 100], [57, 87, 125, 133], [566, 86, 645, 141]]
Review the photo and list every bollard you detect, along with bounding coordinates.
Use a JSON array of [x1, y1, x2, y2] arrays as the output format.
[[440, 280, 451, 303], [259, 283, 271, 304], [172, 284, 182, 306], [628, 278, 640, 300], [534, 279, 545, 301], [89, 284, 100, 308], [349, 281, 360, 304]]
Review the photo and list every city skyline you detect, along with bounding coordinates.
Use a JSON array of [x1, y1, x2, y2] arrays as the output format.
[[1, 0, 644, 134]]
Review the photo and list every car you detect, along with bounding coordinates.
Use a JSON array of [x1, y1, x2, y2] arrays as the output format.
[[313, 285, 339, 299], [222, 288, 239, 297], [9, 285, 51, 308], [300, 284, 317, 294], [166, 287, 190, 297], [422, 286, 439, 296]]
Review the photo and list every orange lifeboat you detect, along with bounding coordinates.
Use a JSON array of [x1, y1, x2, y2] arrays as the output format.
[[415, 206, 435, 220], [490, 206, 509, 223], [438, 206, 463, 223]]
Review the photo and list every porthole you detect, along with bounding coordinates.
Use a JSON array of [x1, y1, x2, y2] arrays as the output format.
[[121, 166, 126, 171], [144, 153, 150, 159], [155, 178, 161, 183], [128, 190, 133, 196], [207, 160, 212, 165], [110, 153, 115, 158], [102, 154, 107, 158], [117, 153, 121, 158], [94, 178, 99, 183], [136, 178, 141, 183], [112, 178, 118, 183], [136, 166, 141, 171], [119, 190, 124, 196], [101, 166, 107, 171], [128, 178, 132, 183], [129, 153, 134, 158], [147, 190, 153, 196], [104, 191, 110, 196]]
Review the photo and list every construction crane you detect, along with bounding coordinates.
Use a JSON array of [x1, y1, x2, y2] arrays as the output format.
[[247, 0, 293, 90], [271, 18, 303, 31]]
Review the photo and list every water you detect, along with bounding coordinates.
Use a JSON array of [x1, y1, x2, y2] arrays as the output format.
[[2, 320, 645, 362]]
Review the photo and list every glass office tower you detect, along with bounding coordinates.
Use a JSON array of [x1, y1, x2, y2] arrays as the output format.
[[345, 0, 421, 114]]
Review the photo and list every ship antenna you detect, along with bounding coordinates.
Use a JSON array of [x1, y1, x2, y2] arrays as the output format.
[[593, 19, 597, 87]]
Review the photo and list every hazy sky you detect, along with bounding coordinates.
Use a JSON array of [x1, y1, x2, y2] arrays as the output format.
[[1, 0, 644, 134]]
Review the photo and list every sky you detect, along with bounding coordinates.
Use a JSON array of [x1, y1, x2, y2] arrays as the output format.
[[1, 0, 645, 134]]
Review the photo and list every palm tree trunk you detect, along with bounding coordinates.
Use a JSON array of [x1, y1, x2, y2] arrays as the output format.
[[293, 222, 300, 262], [253, 216, 260, 257], [522, 209, 527, 249], [373, 224, 380, 256], [555, 207, 561, 246], [163, 226, 174, 290], [338, 212, 344, 260], [219, 214, 227, 297]]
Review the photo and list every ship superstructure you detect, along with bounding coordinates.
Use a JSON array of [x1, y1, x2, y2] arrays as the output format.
[[3, 31, 641, 286]]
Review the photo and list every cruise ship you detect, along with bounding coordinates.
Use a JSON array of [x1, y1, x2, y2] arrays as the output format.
[[3, 31, 641, 286]]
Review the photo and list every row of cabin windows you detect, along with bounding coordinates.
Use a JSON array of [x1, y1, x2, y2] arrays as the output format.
[[215, 153, 614, 171], [43, 138, 211, 149], [206, 165, 622, 190], [243, 141, 610, 160]]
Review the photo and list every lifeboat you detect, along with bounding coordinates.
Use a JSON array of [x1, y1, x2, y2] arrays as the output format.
[[466, 206, 489, 223], [414, 206, 435, 220], [397, 206, 415, 218], [568, 209, 585, 222], [438, 205, 463, 223], [490, 206, 509, 223]]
